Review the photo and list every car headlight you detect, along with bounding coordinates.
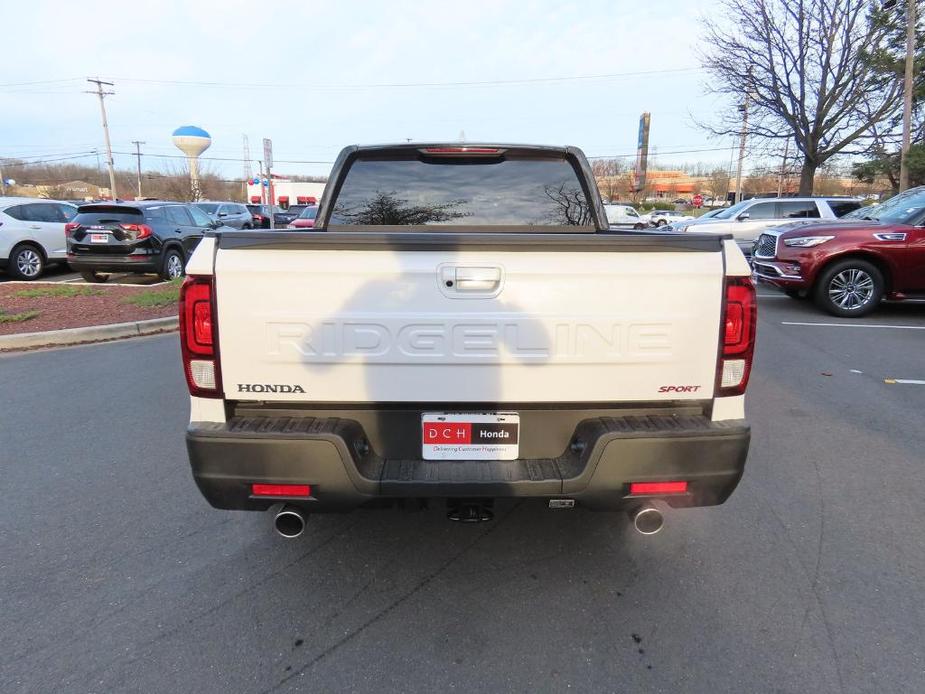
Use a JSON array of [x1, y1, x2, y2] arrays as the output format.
[[782, 235, 834, 247]]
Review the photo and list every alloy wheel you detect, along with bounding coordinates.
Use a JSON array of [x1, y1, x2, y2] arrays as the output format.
[[166, 254, 183, 280], [828, 268, 874, 310], [16, 249, 41, 278]]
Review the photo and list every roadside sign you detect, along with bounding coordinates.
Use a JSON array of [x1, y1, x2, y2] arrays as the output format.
[[262, 138, 273, 170], [693, 194, 704, 208]]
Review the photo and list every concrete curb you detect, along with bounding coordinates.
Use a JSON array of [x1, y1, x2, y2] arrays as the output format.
[[0, 316, 178, 351]]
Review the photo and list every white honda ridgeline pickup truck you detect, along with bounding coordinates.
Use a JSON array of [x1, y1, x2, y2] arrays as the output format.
[[180, 144, 755, 537]]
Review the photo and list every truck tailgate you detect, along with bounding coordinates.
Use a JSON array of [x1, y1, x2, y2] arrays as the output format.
[[214, 239, 724, 403]]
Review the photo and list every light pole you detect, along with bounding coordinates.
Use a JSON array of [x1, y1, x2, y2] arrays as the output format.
[[899, 0, 917, 191], [734, 92, 751, 204]]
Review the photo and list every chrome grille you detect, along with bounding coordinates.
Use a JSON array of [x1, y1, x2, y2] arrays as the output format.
[[754, 233, 777, 258]]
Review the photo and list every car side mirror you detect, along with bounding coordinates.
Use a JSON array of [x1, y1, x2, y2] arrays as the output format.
[[209, 220, 222, 229], [737, 212, 750, 221]]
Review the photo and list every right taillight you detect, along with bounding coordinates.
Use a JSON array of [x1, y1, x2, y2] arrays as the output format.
[[120, 223, 153, 240], [716, 276, 756, 396], [179, 275, 222, 398]]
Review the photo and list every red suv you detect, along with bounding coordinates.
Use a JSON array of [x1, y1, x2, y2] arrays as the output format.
[[752, 187, 925, 317]]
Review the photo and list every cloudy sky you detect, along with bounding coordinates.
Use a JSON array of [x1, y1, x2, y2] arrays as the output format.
[[1, 0, 735, 180]]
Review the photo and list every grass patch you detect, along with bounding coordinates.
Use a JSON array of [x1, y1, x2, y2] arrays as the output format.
[[14, 286, 103, 299], [122, 281, 181, 309], [0, 310, 40, 323]]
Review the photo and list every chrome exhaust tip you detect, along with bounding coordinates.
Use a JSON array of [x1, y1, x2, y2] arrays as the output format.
[[632, 506, 664, 535], [274, 505, 306, 538]]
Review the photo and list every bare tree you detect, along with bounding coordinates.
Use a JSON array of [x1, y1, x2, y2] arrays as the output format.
[[590, 158, 626, 202], [700, 0, 903, 194], [705, 168, 731, 203]]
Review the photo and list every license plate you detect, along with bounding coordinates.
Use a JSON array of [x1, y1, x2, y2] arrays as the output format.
[[422, 412, 519, 461], [89, 233, 108, 243]]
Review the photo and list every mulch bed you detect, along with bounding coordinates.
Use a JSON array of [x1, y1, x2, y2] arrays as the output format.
[[0, 283, 179, 336]]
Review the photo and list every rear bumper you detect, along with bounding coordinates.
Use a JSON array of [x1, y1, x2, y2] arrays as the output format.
[[187, 414, 750, 513], [68, 253, 160, 274]]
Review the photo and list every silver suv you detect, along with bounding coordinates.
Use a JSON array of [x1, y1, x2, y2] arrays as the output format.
[[672, 197, 862, 253], [193, 202, 253, 229]]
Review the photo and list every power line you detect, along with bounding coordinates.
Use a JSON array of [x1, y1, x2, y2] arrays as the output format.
[[111, 150, 334, 164], [586, 145, 737, 159], [0, 77, 81, 87], [113, 66, 702, 91], [2, 153, 101, 166]]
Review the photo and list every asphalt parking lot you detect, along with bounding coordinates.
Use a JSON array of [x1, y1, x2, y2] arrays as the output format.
[[1, 291, 923, 694], [0, 265, 164, 285]]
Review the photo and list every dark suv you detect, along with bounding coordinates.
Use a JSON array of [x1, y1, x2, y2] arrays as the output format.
[[66, 201, 216, 282], [246, 204, 278, 229]]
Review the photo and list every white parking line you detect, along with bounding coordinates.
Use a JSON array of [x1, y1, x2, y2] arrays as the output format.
[[782, 321, 925, 330], [884, 379, 925, 385]]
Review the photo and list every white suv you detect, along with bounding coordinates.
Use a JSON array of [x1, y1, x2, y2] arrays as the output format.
[[0, 198, 78, 280], [672, 197, 862, 253]]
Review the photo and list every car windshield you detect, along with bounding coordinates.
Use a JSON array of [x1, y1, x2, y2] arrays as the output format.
[[298, 206, 318, 219], [851, 190, 925, 224], [195, 203, 219, 214], [285, 206, 307, 216]]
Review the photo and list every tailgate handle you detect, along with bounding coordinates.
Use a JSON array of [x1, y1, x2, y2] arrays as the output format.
[[454, 266, 502, 292]]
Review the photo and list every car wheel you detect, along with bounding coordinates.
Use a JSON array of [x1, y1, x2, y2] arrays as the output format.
[[160, 249, 185, 281], [8, 244, 45, 280], [80, 270, 109, 283], [656, 220, 667, 227], [813, 259, 884, 317], [633, 223, 644, 230], [242, 223, 252, 230]]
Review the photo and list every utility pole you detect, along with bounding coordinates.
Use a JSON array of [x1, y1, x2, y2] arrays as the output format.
[[777, 139, 790, 198], [86, 78, 118, 200], [734, 87, 751, 204], [899, 0, 917, 192], [131, 140, 145, 199], [242, 134, 252, 201], [0, 159, 5, 196]]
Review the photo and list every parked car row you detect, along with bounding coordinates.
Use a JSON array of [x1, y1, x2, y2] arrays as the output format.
[[603, 204, 695, 229], [1, 197, 320, 282]]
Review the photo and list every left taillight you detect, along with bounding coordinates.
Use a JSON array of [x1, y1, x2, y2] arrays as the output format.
[[64, 222, 79, 235], [716, 276, 756, 396], [179, 275, 222, 398]]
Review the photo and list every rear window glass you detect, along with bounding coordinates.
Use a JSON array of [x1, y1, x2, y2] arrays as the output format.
[[166, 206, 193, 225], [779, 201, 820, 218], [74, 207, 144, 225], [329, 154, 593, 226]]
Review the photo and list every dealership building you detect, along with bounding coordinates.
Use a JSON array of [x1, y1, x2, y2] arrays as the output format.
[[246, 178, 325, 209]]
